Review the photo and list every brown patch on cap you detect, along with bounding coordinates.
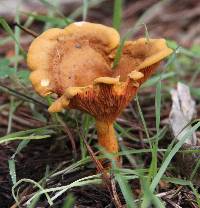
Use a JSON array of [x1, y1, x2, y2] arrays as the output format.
[[27, 22, 119, 96]]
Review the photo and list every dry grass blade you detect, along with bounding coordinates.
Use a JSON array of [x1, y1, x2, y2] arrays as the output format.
[[0, 83, 47, 107], [13, 22, 38, 37], [57, 116, 77, 159]]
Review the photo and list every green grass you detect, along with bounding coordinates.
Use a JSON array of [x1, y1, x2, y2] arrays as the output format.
[[83, 0, 89, 21], [23, 12, 72, 27], [113, 0, 169, 68], [62, 193, 75, 208], [112, 0, 122, 31], [115, 170, 137, 208]]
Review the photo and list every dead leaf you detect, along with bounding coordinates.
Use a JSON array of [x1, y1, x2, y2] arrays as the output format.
[[169, 82, 196, 145]]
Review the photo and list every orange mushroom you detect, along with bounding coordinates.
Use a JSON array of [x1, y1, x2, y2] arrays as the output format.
[[27, 21, 173, 166]]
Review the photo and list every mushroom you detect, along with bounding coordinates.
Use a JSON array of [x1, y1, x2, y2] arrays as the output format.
[[27, 21, 173, 167]]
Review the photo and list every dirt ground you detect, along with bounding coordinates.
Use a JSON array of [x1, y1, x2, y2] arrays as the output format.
[[0, 0, 200, 207]]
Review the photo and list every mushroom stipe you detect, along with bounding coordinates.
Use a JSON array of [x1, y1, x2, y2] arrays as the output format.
[[27, 21, 173, 168]]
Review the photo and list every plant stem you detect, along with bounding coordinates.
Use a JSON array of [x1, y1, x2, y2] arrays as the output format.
[[96, 120, 119, 156]]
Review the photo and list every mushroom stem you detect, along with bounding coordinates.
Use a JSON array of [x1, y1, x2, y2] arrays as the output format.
[[96, 120, 119, 162]]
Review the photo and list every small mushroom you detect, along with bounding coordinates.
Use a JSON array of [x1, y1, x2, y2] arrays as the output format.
[[27, 22, 173, 167]]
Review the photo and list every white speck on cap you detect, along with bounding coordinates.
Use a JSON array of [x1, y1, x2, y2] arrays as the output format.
[[74, 21, 86, 27], [41, 79, 50, 87]]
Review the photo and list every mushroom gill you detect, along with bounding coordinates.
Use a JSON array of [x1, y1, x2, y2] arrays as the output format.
[[27, 21, 173, 167]]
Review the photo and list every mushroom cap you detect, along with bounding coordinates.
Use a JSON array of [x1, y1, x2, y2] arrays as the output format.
[[27, 22, 120, 96], [113, 38, 173, 82], [27, 22, 173, 121]]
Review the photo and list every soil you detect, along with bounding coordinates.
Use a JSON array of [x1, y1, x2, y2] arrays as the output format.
[[0, 0, 200, 207]]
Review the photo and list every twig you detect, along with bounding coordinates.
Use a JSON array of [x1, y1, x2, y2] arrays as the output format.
[[0, 84, 47, 107], [13, 22, 38, 38], [82, 135, 123, 208], [57, 116, 77, 160]]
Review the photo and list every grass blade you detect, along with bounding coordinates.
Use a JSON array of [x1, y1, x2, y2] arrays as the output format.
[[12, 178, 53, 206], [190, 158, 200, 181], [115, 172, 136, 208], [11, 140, 30, 159], [155, 80, 161, 134], [135, 95, 151, 147], [8, 159, 17, 185], [69, 0, 106, 19], [189, 183, 200, 207], [150, 120, 200, 192], [62, 194, 75, 208], [0, 135, 51, 144], [148, 78, 162, 181], [83, 0, 89, 21], [140, 176, 165, 208], [0, 84, 47, 107], [142, 72, 175, 88], [38, 0, 65, 18], [112, 0, 122, 31], [113, 0, 168, 67], [0, 17, 26, 56], [0, 126, 55, 141], [24, 12, 72, 27]]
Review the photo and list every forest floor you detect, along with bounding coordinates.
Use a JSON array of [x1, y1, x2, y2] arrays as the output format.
[[0, 0, 200, 207]]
